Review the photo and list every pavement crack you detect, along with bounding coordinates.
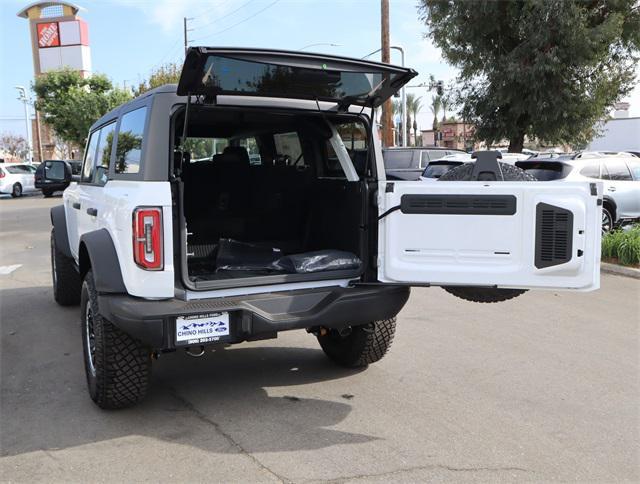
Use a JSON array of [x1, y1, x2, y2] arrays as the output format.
[[166, 386, 290, 483], [320, 463, 532, 482]]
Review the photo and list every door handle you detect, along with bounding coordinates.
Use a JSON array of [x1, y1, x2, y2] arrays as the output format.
[[72, 202, 81, 210], [86, 208, 98, 216], [607, 187, 616, 192]]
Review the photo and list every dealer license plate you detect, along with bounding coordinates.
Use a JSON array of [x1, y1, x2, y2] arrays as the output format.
[[175, 312, 230, 346]]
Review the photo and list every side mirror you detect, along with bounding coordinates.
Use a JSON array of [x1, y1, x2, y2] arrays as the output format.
[[43, 160, 70, 182]]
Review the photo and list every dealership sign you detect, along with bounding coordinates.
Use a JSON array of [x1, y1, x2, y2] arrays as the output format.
[[37, 22, 60, 48]]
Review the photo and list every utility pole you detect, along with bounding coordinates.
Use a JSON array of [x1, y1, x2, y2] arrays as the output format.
[[183, 17, 193, 56], [380, 0, 393, 147]]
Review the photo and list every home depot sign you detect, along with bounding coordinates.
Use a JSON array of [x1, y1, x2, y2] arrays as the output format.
[[34, 19, 91, 74], [37, 22, 60, 47]]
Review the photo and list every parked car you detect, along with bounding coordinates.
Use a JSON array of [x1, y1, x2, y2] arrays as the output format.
[[420, 153, 473, 181], [0, 163, 37, 197], [383, 147, 466, 180], [46, 47, 601, 409], [35, 160, 81, 197], [517, 156, 640, 232]]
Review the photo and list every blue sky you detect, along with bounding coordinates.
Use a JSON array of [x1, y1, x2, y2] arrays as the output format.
[[1, 0, 639, 141]]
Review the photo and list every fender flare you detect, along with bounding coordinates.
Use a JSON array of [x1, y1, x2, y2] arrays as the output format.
[[50, 205, 73, 258], [79, 229, 127, 294]]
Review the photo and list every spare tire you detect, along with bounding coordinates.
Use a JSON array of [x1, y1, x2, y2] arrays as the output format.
[[438, 160, 536, 303]]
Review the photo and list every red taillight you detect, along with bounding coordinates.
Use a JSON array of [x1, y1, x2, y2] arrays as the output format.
[[132, 207, 163, 270], [0, 170, 5, 178]]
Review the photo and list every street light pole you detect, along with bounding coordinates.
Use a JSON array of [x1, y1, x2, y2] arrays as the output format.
[[15, 86, 33, 163]]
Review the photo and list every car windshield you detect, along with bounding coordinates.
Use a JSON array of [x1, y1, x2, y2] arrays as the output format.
[[383, 150, 414, 169]]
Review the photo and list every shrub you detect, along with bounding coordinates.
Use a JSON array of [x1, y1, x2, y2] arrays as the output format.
[[602, 225, 640, 266]]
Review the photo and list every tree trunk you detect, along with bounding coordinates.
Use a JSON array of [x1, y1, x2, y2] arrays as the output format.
[[508, 133, 525, 153]]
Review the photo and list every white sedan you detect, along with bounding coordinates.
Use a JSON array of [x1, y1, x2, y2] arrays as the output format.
[[0, 163, 37, 197]]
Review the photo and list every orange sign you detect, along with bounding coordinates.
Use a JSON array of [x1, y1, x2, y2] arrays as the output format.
[[38, 22, 60, 48]]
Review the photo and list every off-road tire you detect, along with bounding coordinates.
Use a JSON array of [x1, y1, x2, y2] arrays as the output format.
[[438, 160, 535, 303], [81, 270, 151, 409], [318, 318, 396, 368], [42, 189, 54, 198], [51, 229, 81, 305], [11, 183, 22, 198]]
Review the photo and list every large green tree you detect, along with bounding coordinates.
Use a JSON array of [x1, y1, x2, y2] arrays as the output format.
[[419, 0, 640, 152], [33, 68, 131, 147], [134, 62, 181, 97]]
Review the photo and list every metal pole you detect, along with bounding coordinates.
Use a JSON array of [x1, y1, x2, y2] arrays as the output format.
[[15, 86, 33, 163], [183, 17, 188, 56]]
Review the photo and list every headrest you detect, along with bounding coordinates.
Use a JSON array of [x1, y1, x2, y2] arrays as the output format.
[[222, 146, 250, 166]]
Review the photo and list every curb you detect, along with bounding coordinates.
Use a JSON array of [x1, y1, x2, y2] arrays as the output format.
[[600, 262, 640, 280]]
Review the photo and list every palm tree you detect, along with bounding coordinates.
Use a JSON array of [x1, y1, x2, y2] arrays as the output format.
[[406, 93, 421, 146], [429, 95, 442, 132], [411, 96, 422, 146], [441, 95, 450, 123]]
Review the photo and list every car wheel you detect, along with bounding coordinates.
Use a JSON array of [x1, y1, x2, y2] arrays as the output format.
[[317, 318, 396, 368], [601, 207, 613, 233], [11, 183, 22, 198], [42, 189, 54, 198], [437, 161, 534, 303], [81, 270, 151, 409], [51, 229, 81, 305]]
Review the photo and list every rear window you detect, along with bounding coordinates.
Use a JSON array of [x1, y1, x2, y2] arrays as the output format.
[[517, 162, 571, 181], [44, 161, 66, 180], [423, 162, 463, 179], [383, 150, 415, 169], [200, 55, 400, 102]]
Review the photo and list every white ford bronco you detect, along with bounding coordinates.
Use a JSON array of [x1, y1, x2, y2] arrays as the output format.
[[47, 48, 602, 409]]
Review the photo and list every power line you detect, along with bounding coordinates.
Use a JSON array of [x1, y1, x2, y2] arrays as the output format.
[[190, 0, 280, 42], [191, 0, 258, 32]]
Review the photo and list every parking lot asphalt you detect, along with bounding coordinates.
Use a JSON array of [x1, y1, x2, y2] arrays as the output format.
[[0, 195, 638, 483]]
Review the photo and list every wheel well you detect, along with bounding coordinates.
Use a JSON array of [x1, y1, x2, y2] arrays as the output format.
[[603, 198, 616, 220], [78, 242, 90, 280]]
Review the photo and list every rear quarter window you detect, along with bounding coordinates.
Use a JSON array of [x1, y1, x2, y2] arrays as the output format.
[[115, 107, 147, 174], [603, 160, 633, 181]]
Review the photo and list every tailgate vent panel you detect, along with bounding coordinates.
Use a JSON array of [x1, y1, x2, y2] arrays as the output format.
[[535, 203, 573, 268], [400, 194, 516, 215]]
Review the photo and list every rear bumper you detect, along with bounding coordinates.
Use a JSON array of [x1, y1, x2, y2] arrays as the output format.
[[98, 284, 410, 350], [35, 181, 67, 191]]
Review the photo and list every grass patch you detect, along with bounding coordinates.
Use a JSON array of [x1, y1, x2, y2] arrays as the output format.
[[602, 225, 640, 267]]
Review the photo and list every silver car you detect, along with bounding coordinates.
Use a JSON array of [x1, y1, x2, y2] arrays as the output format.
[[517, 156, 640, 232]]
